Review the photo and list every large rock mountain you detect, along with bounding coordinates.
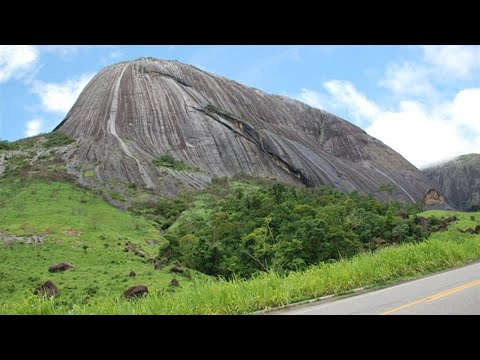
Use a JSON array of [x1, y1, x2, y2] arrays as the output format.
[[55, 57, 433, 202], [423, 154, 480, 210]]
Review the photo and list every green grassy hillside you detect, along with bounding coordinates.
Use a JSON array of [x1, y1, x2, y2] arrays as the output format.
[[0, 179, 204, 308]]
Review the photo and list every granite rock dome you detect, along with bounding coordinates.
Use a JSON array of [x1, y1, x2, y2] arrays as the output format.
[[55, 57, 433, 201]]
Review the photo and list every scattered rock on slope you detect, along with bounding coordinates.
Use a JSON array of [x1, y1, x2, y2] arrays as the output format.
[[1, 232, 45, 245], [34, 280, 60, 297], [48, 262, 74, 272], [123, 285, 148, 299]]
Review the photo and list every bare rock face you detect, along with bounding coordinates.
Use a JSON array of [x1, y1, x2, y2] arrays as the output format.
[[423, 154, 480, 211], [423, 188, 453, 210], [55, 57, 434, 202], [424, 188, 445, 205]]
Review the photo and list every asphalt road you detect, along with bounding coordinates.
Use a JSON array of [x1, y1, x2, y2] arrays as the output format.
[[271, 262, 480, 315]]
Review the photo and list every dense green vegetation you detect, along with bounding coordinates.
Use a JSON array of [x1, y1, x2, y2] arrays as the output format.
[[158, 178, 426, 278], [2, 210, 478, 314]]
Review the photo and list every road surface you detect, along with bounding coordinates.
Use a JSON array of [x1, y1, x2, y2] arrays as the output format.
[[271, 262, 480, 315]]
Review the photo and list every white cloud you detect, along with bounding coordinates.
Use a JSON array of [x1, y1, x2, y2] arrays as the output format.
[[420, 45, 480, 79], [296, 83, 480, 169], [365, 100, 479, 168], [322, 80, 380, 124], [451, 88, 480, 132], [379, 46, 480, 100], [0, 45, 39, 83], [25, 118, 43, 137], [380, 62, 435, 98], [297, 88, 325, 109], [32, 73, 95, 114]]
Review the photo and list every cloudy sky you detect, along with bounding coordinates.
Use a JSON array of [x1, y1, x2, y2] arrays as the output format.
[[1, 45, 479, 168]]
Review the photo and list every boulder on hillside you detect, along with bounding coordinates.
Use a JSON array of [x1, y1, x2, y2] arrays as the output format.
[[123, 285, 148, 299], [48, 262, 74, 272], [170, 278, 180, 287], [170, 266, 184, 273], [34, 280, 60, 297]]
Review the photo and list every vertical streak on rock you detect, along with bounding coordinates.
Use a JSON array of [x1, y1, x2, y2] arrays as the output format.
[[370, 165, 415, 202], [106, 64, 154, 188]]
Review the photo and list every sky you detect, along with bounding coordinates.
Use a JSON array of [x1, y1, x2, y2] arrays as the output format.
[[0, 45, 479, 169]]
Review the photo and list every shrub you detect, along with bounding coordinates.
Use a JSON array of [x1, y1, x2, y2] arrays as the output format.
[[153, 153, 199, 172], [42, 132, 75, 148], [0, 140, 13, 151]]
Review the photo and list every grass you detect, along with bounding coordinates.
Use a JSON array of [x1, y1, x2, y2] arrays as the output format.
[[2, 205, 479, 314], [0, 132, 74, 152], [42, 132, 75, 148], [419, 209, 478, 230], [0, 180, 206, 309]]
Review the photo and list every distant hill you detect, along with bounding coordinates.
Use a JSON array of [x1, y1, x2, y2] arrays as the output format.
[[423, 154, 480, 211]]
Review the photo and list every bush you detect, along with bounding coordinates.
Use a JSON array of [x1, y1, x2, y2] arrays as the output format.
[[42, 132, 75, 148], [0, 140, 13, 151], [153, 153, 199, 172]]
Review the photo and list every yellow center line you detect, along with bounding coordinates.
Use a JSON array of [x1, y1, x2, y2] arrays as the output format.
[[378, 279, 480, 315]]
